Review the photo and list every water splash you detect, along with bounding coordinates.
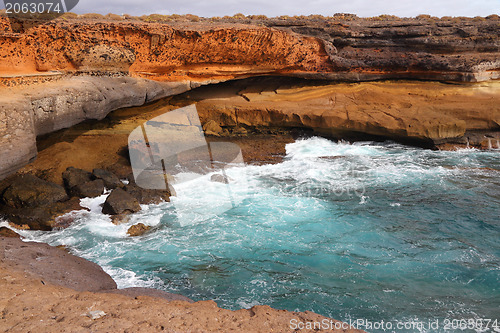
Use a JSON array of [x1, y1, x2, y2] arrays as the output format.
[[16, 137, 500, 333]]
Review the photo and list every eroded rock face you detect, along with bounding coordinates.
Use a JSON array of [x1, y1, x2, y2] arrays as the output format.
[[195, 79, 500, 145], [0, 237, 117, 291], [65, 45, 136, 73], [268, 17, 500, 82], [1, 16, 499, 83], [0, 16, 499, 181], [0, 226, 20, 238], [2, 174, 68, 208]]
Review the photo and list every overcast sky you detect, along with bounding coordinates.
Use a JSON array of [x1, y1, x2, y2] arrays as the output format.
[[1, 0, 499, 17], [69, 0, 498, 17]]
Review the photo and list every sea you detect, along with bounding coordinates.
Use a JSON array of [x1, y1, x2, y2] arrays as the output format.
[[7, 137, 500, 333]]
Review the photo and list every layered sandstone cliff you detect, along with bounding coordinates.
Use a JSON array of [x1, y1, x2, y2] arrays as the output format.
[[1, 16, 499, 82], [0, 15, 499, 180]]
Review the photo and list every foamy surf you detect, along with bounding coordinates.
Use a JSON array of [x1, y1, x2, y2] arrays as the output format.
[[14, 137, 500, 333]]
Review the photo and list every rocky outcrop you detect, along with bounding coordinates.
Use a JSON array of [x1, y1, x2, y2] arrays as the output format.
[[267, 17, 500, 82], [1, 174, 68, 208], [0, 237, 117, 291], [102, 188, 141, 215], [0, 238, 364, 333], [62, 167, 105, 198], [192, 78, 500, 146], [0, 174, 83, 230], [123, 182, 171, 204], [0, 16, 499, 179], [92, 169, 123, 189], [126, 223, 151, 236], [0, 76, 191, 180], [0, 226, 20, 237], [1, 16, 499, 83]]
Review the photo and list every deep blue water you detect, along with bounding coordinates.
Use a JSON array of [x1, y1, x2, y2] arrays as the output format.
[[13, 138, 500, 332]]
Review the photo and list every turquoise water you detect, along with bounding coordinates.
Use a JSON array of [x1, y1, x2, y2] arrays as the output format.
[[16, 138, 500, 332]]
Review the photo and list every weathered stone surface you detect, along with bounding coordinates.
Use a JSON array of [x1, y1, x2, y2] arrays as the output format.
[[127, 223, 151, 236], [0, 77, 191, 181], [61, 167, 104, 198], [1, 16, 499, 181], [1, 16, 499, 84], [102, 188, 141, 215], [26, 77, 191, 136], [0, 95, 37, 180], [124, 183, 171, 205], [62, 167, 93, 191], [1, 197, 82, 231], [195, 80, 500, 145], [72, 179, 105, 198], [92, 169, 123, 189], [65, 45, 135, 73], [0, 245, 363, 332], [100, 287, 194, 302], [1, 174, 68, 209], [203, 120, 223, 136], [0, 237, 117, 292]]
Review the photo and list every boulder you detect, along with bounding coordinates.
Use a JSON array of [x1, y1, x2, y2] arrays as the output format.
[[1, 174, 68, 209], [63, 167, 104, 198], [92, 169, 123, 189], [127, 223, 151, 236], [203, 120, 223, 136], [102, 188, 141, 215], [0, 226, 20, 238], [62, 167, 93, 190], [72, 179, 105, 198], [2, 197, 83, 231], [0, 238, 117, 292], [124, 183, 170, 205]]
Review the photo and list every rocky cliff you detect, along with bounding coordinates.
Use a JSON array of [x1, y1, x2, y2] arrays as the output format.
[[0, 15, 499, 180], [1, 16, 499, 82]]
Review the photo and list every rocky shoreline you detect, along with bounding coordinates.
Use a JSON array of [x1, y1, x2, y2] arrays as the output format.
[[0, 237, 364, 332], [0, 14, 499, 332]]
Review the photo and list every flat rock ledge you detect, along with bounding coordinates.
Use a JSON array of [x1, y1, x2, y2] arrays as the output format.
[[0, 237, 364, 333]]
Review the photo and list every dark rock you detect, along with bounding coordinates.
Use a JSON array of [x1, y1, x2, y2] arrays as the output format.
[[124, 183, 170, 205], [63, 167, 105, 198], [99, 287, 194, 303], [0, 238, 117, 292], [0, 226, 20, 238], [72, 179, 105, 198], [3, 197, 83, 231], [62, 167, 93, 190], [127, 223, 151, 236], [1, 174, 69, 209], [92, 169, 123, 189], [102, 188, 141, 215]]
